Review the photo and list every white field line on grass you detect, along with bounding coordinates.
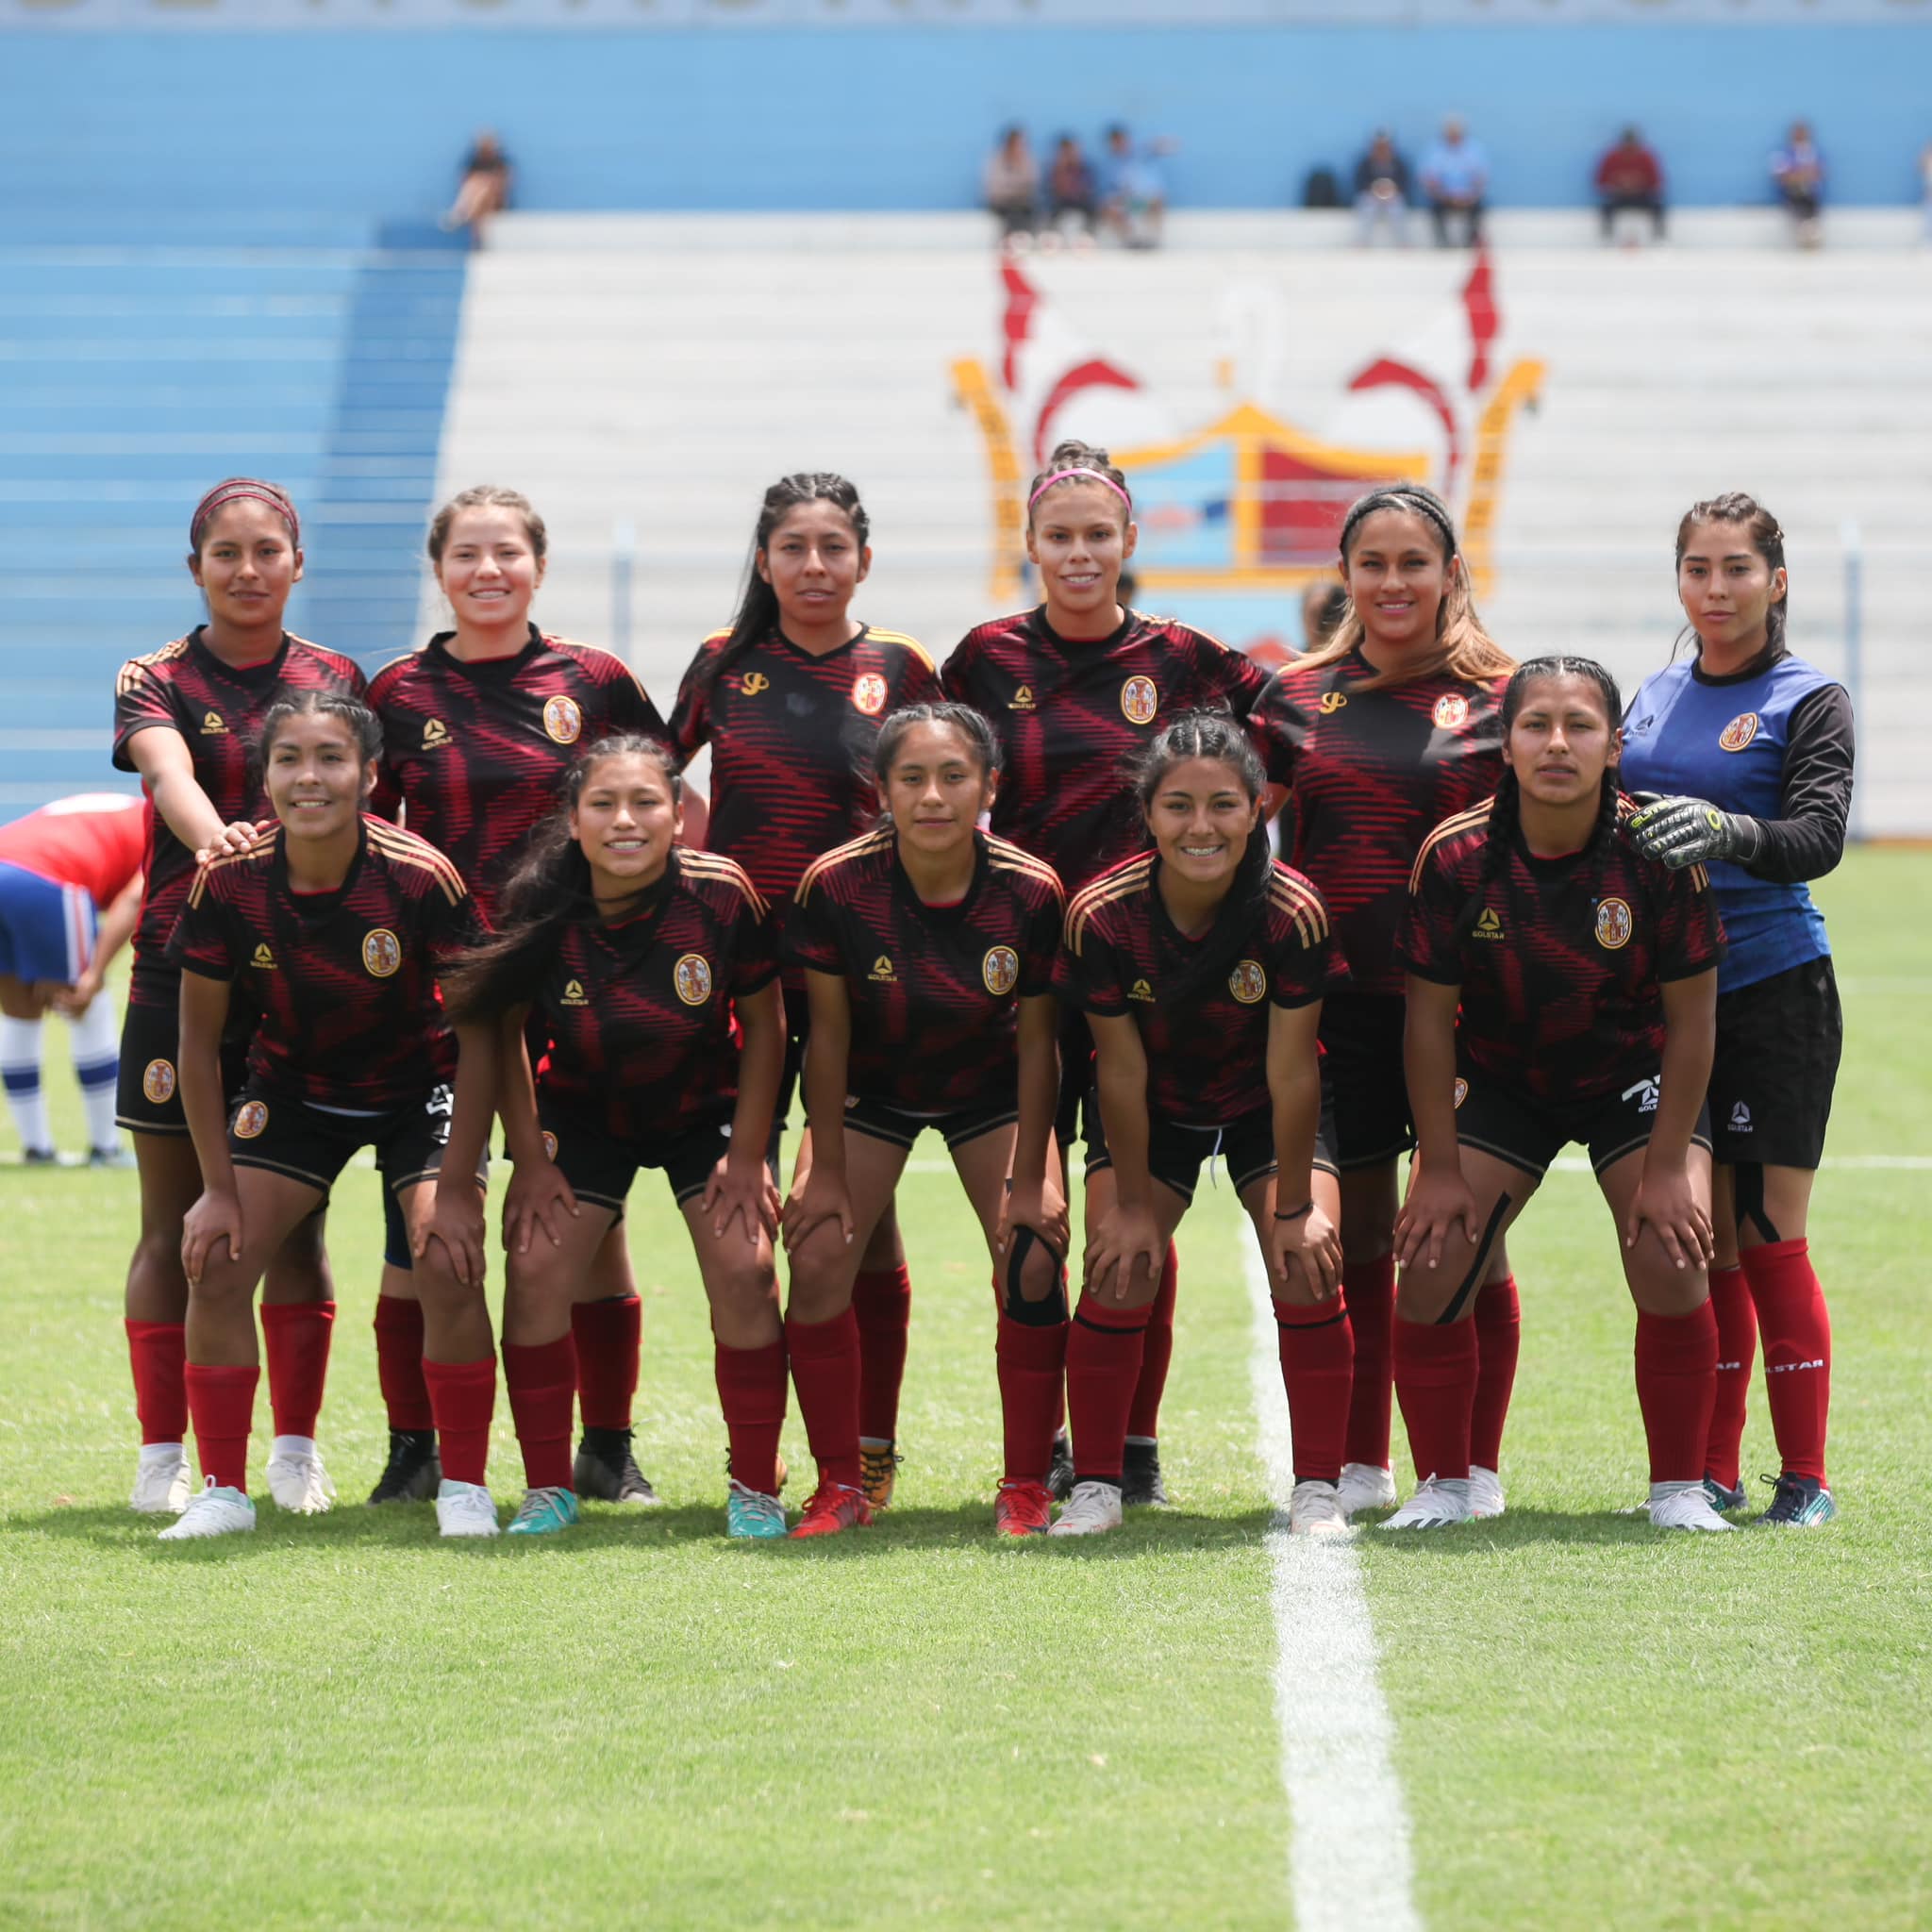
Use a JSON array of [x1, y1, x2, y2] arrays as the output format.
[[1241, 1243, 1424, 1932], [891, 1155, 1932, 1177]]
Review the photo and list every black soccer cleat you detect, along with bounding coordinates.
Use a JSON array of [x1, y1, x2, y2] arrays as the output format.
[[1045, 1430, 1075, 1502], [366, 1429, 441, 1505], [575, 1427, 663, 1507], [1121, 1439, 1171, 1508], [1702, 1474, 1749, 1513], [1750, 1471, 1837, 1527]]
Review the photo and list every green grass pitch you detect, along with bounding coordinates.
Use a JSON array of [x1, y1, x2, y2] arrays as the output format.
[[2, 851, 1927, 1930]]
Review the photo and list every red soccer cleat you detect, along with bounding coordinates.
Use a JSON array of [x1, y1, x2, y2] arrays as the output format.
[[994, 1478, 1054, 1537], [788, 1481, 874, 1539]]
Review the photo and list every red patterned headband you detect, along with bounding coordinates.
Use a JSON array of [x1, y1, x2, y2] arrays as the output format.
[[191, 479, 300, 552], [1028, 467, 1133, 511]]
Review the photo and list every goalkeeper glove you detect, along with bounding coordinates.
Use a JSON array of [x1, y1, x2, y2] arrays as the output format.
[[1625, 793, 1761, 870]]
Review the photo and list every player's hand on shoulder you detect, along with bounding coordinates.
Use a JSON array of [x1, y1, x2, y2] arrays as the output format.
[[1625, 794, 1757, 870], [195, 819, 272, 865]]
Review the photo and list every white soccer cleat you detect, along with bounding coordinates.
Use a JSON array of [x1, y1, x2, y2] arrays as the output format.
[[1378, 1474, 1475, 1530], [1647, 1480, 1737, 1532], [1048, 1479, 1124, 1538], [158, 1478, 257, 1541], [1335, 1461, 1398, 1517], [1289, 1479, 1351, 1537], [265, 1440, 338, 1516], [436, 1478, 501, 1538], [1467, 1465, 1507, 1520], [130, 1447, 192, 1516]]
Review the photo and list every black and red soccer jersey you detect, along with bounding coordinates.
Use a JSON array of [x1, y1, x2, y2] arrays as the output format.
[[1056, 853, 1346, 1128], [169, 818, 475, 1109], [368, 626, 666, 921], [670, 626, 941, 907], [1400, 797, 1725, 1104], [940, 607, 1280, 895], [112, 629, 366, 1006], [529, 849, 777, 1144], [1254, 651, 1506, 996], [786, 828, 1063, 1115]]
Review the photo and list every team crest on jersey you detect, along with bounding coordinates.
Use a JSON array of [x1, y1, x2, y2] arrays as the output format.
[[1453, 1077, 1468, 1109], [1119, 675, 1158, 725], [868, 955, 897, 983], [200, 710, 228, 735], [541, 1130, 558, 1160], [851, 673, 890, 717], [1719, 712, 1760, 753], [422, 718, 451, 749], [142, 1058, 176, 1105], [1594, 897, 1633, 950], [361, 928, 402, 978], [738, 671, 771, 697], [674, 954, 713, 1006], [251, 942, 276, 969], [1318, 691, 1349, 716], [1473, 908, 1505, 941], [232, 1100, 269, 1140], [982, 946, 1019, 996], [1010, 684, 1037, 711], [1433, 693, 1471, 731], [1227, 958, 1267, 1004], [1128, 977, 1155, 1002], [542, 695, 583, 744], [560, 977, 589, 1007]]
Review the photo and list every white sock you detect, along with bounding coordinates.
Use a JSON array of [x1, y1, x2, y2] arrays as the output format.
[[0, 1015, 51, 1154], [271, 1435, 318, 1460], [139, 1441, 186, 1466], [67, 997, 122, 1150]]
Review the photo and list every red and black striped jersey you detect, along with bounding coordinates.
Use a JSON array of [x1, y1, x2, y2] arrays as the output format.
[[787, 828, 1063, 1116], [940, 607, 1280, 894], [669, 625, 941, 907], [1400, 798, 1725, 1104], [1254, 651, 1507, 997], [1056, 853, 1346, 1128], [112, 628, 366, 1006], [529, 849, 778, 1144], [168, 818, 475, 1109], [368, 626, 666, 922]]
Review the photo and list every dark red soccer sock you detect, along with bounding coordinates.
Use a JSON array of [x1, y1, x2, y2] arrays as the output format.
[[184, 1362, 258, 1492], [1276, 1298, 1355, 1485], [785, 1308, 863, 1490], [125, 1318, 188, 1445], [373, 1294, 433, 1433], [715, 1338, 789, 1497], [423, 1355, 497, 1488], [996, 1308, 1069, 1487], [504, 1335, 578, 1491], [1740, 1239, 1832, 1484], [1705, 1264, 1756, 1490], [260, 1298, 335, 1441], [852, 1264, 912, 1443], [1634, 1301, 1719, 1485], [1065, 1295, 1150, 1485], [1124, 1241, 1178, 1440], [1341, 1256, 1397, 1468], [1471, 1274, 1521, 1473], [1392, 1316, 1477, 1483], [571, 1293, 641, 1432]]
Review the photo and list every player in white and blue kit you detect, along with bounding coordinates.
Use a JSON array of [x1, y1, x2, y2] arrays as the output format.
[[1624, 493, 1852, 1527]]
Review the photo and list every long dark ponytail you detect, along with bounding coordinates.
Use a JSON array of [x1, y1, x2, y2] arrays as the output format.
[[440, 735, 682, 1023], [696, 473, 872, 698]]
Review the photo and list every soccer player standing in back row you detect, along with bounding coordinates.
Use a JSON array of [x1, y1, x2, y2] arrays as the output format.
[[941, 439, 1281, 1506], [1253, 485, 1517, 1522], [367, 486, 668, 1508], [671, 474, 941, 1511], [1623, 493, 1852, 1526]]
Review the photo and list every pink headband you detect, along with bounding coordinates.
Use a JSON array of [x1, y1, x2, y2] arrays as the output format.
[[191, 479, 300, 552], [1028, 467, 1132, 511]]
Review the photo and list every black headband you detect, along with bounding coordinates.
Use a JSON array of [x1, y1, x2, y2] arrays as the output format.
[[1340, 488, 1457, 558]]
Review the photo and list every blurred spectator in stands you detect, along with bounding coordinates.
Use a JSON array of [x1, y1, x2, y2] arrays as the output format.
[[1419, 116, 1488, 249], [985, 125, 1041, 247], [441, 129, 512, 246], [1353, 130, 1412, 246], [1771, 121, 1825, 248], [1047, 135, 1100, 247], [1301, 580, 1349, 654], [1595, 126, 1666, 243], [1101, 124, 1176, 251]]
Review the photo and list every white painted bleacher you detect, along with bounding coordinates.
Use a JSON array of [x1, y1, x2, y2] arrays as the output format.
[[432, 211, 1932, 835]]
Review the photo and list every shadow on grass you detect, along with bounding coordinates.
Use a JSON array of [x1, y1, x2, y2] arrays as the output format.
[[1351, 1505, 1756, 1554]]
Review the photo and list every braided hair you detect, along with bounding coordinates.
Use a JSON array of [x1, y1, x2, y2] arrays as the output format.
[[1673, 491, 1790, 665], [1455, 655, 1624, 943], [874, 702, 1004, 786]]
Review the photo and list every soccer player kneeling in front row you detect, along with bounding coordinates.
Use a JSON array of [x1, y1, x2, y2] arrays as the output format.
[[164, 693, 499, 1541], [1055, 711, 1351, 1538], [1392, 657, 1731, 1531], [440, 736, 790, 1538], [783, 705, 1068, 1537]]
